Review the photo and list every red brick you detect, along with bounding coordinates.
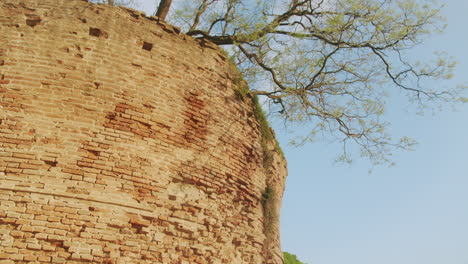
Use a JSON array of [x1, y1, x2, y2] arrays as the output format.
[[0, 1, 287, 264]]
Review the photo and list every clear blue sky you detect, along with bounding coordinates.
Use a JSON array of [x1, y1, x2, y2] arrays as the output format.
[[136, 1, 468, 263]]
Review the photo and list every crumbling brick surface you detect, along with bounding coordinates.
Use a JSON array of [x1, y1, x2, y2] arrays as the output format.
[[0, 0, 287, 263]]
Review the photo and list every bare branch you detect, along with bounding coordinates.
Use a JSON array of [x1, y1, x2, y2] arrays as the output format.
[[190, 0, 213, 31]]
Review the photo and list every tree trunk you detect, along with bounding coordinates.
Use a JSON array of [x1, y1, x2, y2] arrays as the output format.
[[156, 0, 172, 20], [107, 0, 115, 6]]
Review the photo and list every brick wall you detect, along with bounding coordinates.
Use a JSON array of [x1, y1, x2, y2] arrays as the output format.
[[0, 0, 287, 263]]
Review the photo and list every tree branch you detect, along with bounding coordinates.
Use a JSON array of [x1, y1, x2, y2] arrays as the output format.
[[155, 0, 172, 21]]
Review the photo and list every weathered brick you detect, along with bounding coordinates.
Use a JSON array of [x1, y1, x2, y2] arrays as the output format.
[[4, 248, 18, 254], [9, 231, 24, 238], [12, 241, 27, 249], [26, 243, 42, 250], [23, 254, 38, 261], [0, 1, 287, 264], [42, 244, 55, 251], [51, 256, 66, 263], [37, 255, 51, 262], [62, 168, 84, 176], [9, 254, 23, 261], [35, 233, 48, 240], [12, 153, 35, 159]]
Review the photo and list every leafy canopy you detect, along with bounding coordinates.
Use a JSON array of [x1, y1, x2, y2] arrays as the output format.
[[284, 251, 307, 264], [109, 0, 465, 164]]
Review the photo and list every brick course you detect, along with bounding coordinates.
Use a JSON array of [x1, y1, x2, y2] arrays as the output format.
[[0, 0, 287, 263]]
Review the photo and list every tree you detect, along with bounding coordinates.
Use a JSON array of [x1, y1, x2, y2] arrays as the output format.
[[149, 0, 463, 164], [155, 0, 172, 20], [283, 251, 306, 264]]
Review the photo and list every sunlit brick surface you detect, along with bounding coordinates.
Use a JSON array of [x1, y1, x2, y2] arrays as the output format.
[[0, 0, 287, 263]]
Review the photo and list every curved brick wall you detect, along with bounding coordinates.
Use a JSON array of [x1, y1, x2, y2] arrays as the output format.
[[0, 0, 287, 263]]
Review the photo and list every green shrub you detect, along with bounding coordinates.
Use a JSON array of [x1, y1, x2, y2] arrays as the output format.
[[283, 252, 306, 264]]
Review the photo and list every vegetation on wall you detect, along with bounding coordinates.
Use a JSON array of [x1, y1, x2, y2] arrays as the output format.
[[233, 70, 281, 236], [261, 185, 277, 233], [232, 65, 283, 166], [232, 70, 284, 163]]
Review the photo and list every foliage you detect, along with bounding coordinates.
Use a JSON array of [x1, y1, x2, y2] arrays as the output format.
[[233, 72, 284, 163], [261, 185, 277, 233], [126, 0, 465, 164], [284, 251, 307, 264]]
